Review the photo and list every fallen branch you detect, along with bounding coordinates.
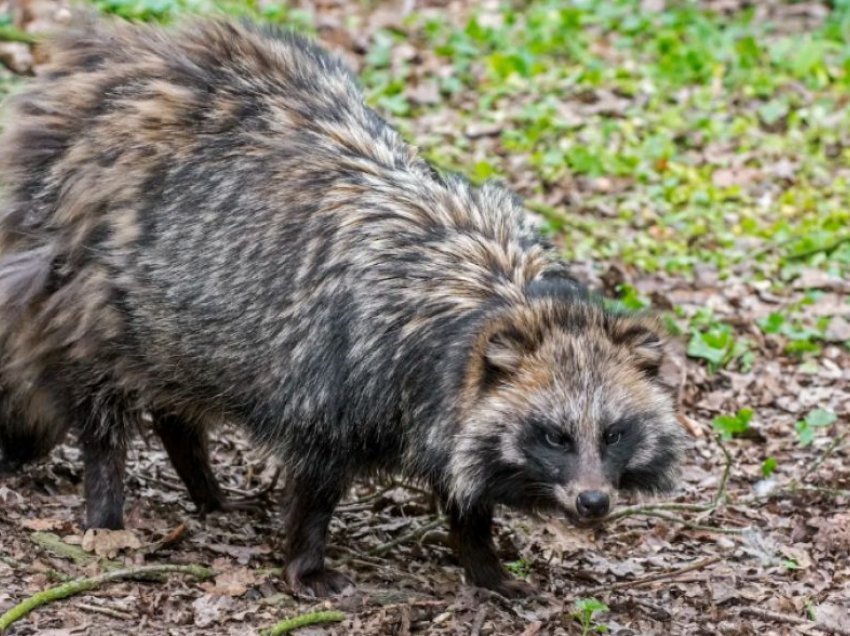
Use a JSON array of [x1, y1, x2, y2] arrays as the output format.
[[582, 555, 723, 596], [0, 25, 36, 44], [0, 563, 213, 633], [262, 610, 345, 636]]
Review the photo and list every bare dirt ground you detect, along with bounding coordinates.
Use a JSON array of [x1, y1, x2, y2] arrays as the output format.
[[1, 1, 849, 634]]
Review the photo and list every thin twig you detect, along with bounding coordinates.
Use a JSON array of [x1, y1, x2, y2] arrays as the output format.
[[220, 467, 281, 499], [607, 502, 714, 522], [140, 523, 187, 557], [338, 481, 400, 510], [334, 517, 444, 568], [713, 434, 733, 507], [801, 431, 849, 483], [676, 412, 703, 438], [0, 564, 213, 632], [76, 602, 137, 621], [634, 510, 746, 535], [368, 517, 444, 557], [582, 555, 723, 596]]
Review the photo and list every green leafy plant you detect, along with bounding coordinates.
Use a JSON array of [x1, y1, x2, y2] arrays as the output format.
[[712, 408, 754, 440], [795, 409, 837, 446], [505, 559, 531, 578], [687, 323, 753, 373], [573, 598, 610, 635], [761, 456, 778, 477]]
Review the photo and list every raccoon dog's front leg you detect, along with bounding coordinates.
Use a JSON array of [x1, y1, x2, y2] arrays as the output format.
[[283, 476, 352, 597], [78, 401, 130, 530], [448, 504, 536, 598]]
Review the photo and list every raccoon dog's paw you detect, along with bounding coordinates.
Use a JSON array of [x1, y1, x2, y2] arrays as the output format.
[[286, 566, 353, 598]]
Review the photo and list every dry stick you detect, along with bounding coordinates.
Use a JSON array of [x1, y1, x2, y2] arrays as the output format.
[[676, 411, 704, 438], [0, 563, 213, 633], [221, 467, 282, 499], [368, 517, 445, 557], [737, 607, 850, 636], [800, 431, 849, 483], [470, 605, 488, 636], [606, 501, 713, 522], [140, 523, 188, 557], [712, 434, 734, 506], [261, 610, 346, 636], [582, 555, 723, 596], [76, 602, 137, 621], [634, 510, 745, 535], [334, 517, 444, 568], [338, 480, 401, 510]]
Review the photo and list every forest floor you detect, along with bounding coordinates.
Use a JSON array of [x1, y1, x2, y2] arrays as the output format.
[[1, 0, 849, 634]]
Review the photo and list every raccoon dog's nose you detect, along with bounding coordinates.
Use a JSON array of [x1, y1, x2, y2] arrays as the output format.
[[576, 491, 610, 519]]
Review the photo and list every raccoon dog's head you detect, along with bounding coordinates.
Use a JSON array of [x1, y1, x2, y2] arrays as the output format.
[[450, 285, 685, 526]]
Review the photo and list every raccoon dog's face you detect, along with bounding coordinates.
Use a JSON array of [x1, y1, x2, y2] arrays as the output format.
[[450, 299, 685, 526]]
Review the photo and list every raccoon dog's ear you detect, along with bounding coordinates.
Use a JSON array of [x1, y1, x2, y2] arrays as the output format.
[[606, 315, 666, 376], [483, 326, 536, 374]]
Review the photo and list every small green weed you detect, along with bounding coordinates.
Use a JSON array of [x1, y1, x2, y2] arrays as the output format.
[[573, 598, 609, 635]]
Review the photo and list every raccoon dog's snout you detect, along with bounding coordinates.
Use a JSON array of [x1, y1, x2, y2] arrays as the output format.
[[576, 490, 610, 519]]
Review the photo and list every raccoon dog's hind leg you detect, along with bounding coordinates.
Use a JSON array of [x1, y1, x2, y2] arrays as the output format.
[[282, 466, 353, 597], [151, 412, 235, 516]]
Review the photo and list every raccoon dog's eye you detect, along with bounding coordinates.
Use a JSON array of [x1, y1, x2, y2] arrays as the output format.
[[545, 432, 570, 449], [604, 430, 622, 446]]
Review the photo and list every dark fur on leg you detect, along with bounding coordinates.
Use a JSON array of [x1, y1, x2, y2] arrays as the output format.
[[151, 413, 227, 516], [78, 396, 133, 530], [283, 478, 352, 597], [448, 504, 535, 598]]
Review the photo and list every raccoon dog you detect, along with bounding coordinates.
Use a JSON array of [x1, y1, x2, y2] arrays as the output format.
[[0, 16, 685, 596]]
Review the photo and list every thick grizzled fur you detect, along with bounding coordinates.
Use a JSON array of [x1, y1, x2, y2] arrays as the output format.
[[0, 382, 69, 472], [0, 16, 686, 596]]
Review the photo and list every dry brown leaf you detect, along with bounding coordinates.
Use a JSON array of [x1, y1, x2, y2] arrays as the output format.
[[192, 594, 236, 628], [20, 517, 69, 531], [80, 528, 142, 558], [201, 567, 258, 597]]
